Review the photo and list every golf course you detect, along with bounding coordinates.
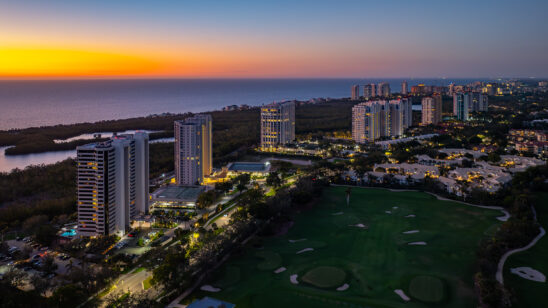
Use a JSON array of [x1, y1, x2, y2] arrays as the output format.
[[504, 193, 548, 308], [189, 186, 504, 307]]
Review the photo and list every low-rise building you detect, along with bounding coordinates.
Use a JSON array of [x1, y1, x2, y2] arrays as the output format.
[[226, 162, 272, 176], [150, 185, 205, 210]]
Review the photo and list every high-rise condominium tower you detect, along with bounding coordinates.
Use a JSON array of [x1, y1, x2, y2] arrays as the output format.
[[175, 114, 213, 186], [352, 102, 381, 143], [260, 101, 295, 150], [77, 133, 149, 237], [400, 97, 413, 129], [421, 94, 442, 125], [351, 85, 360, 100], [378, 82, 391, 97], [470, 92, 488, 112], [352, 99, 405, 144], [401, 80, 408, 95], [363, 84, 374, 99], [389, 100, 403, 136], [453, 92, 470, 121]]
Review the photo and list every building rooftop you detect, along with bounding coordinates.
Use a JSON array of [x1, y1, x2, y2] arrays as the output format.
[[150, 185, 204, 202], [227, 162, 271, 173]]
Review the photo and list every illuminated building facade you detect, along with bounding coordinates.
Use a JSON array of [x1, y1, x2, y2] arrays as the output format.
[[175, 114, 213, 185], [421, 94, 442, 125], [260, 101, 295, 150], [453, 92, 470, 121], [77, 132, 149, 236]]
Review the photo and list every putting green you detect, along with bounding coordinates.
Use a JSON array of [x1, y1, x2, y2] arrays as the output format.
[[301, 266, 346, 288], [408, 275, 445, 303], [190, 187, 502, 308], [255, 251, 282, 270]]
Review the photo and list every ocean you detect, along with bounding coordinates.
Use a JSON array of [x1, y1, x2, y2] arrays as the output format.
[[0, 78, 487, 131]]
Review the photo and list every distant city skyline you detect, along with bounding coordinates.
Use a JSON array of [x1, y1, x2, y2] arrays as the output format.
[[1, 0, 548, 78]]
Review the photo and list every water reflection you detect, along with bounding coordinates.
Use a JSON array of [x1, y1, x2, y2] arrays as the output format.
[[0, 146, 75, 173], [0, 136, 174, 173], [54, 130, 161, 143]]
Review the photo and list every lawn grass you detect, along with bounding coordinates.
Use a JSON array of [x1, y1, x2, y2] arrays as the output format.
[[143, 276, 154, 290], [408, 275, 445, 303], [504, 192, 548, 308], [133, 267, 145, 274], [190, 187, 502, 307], [301, 266, 346, 289]]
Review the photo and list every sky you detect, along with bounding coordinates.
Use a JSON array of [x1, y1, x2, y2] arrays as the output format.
[[1, 0, 548, 78]]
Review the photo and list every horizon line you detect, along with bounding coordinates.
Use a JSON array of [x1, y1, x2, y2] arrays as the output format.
[[0, 76, 545, 81]]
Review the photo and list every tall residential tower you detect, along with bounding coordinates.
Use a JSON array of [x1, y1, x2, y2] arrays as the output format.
[[401, 80, 408, 95], [175, 114, 213, 185], [351, 85, 360, 100], [77, 132, 149, 237], [453, 92, 470, 121], [260, 101, 295, 150], [421, 94, 442, 125]]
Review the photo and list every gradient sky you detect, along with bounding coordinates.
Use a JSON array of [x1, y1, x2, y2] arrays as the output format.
[[1, 0, 548, 78]]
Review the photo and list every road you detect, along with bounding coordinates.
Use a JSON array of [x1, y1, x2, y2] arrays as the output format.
[[116, 269, 151, 294]]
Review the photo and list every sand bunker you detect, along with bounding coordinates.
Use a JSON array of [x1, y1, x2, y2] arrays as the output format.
[[510, 267, 546, 282], [349, 223, 368, 229], [408, 241, 427, 245], [336, 283, 349, 291], [385, 210, 392, 214], [200, 285, 221, 292], [289, 238, 307, 243], [296, 248, 314, 254], [394, 289, 411, 301], [393, 206, 399, 209], [332, 212, 344, 215], [274, 267, 287, 274], [290, 274, 299, 284], [403, 230, 419, 234], [405, 214, 416, 218]]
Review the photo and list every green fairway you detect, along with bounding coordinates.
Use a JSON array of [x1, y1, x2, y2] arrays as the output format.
[[504, 193, 548, 308], [190, 187, 502, 307]]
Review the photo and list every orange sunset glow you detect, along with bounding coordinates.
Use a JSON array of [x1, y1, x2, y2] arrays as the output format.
[[0, 48, 165, 78]]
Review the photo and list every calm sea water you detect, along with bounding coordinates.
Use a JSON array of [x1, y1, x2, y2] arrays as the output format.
[[0, 78, 486, 131]]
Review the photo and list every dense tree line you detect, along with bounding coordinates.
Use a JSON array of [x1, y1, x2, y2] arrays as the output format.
[[474, 164, 548, 308], [0, 114, 192, 154]]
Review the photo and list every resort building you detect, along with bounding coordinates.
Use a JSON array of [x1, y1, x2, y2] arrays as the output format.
[[226, 161, 272, 176], [260, 101, 295, 150], [76, 133, 149, 237], [150, 185, 204, 210], [175, 114, 213, 185]]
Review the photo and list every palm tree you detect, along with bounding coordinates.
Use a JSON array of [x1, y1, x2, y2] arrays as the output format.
[[345, 187, 352, 206]]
